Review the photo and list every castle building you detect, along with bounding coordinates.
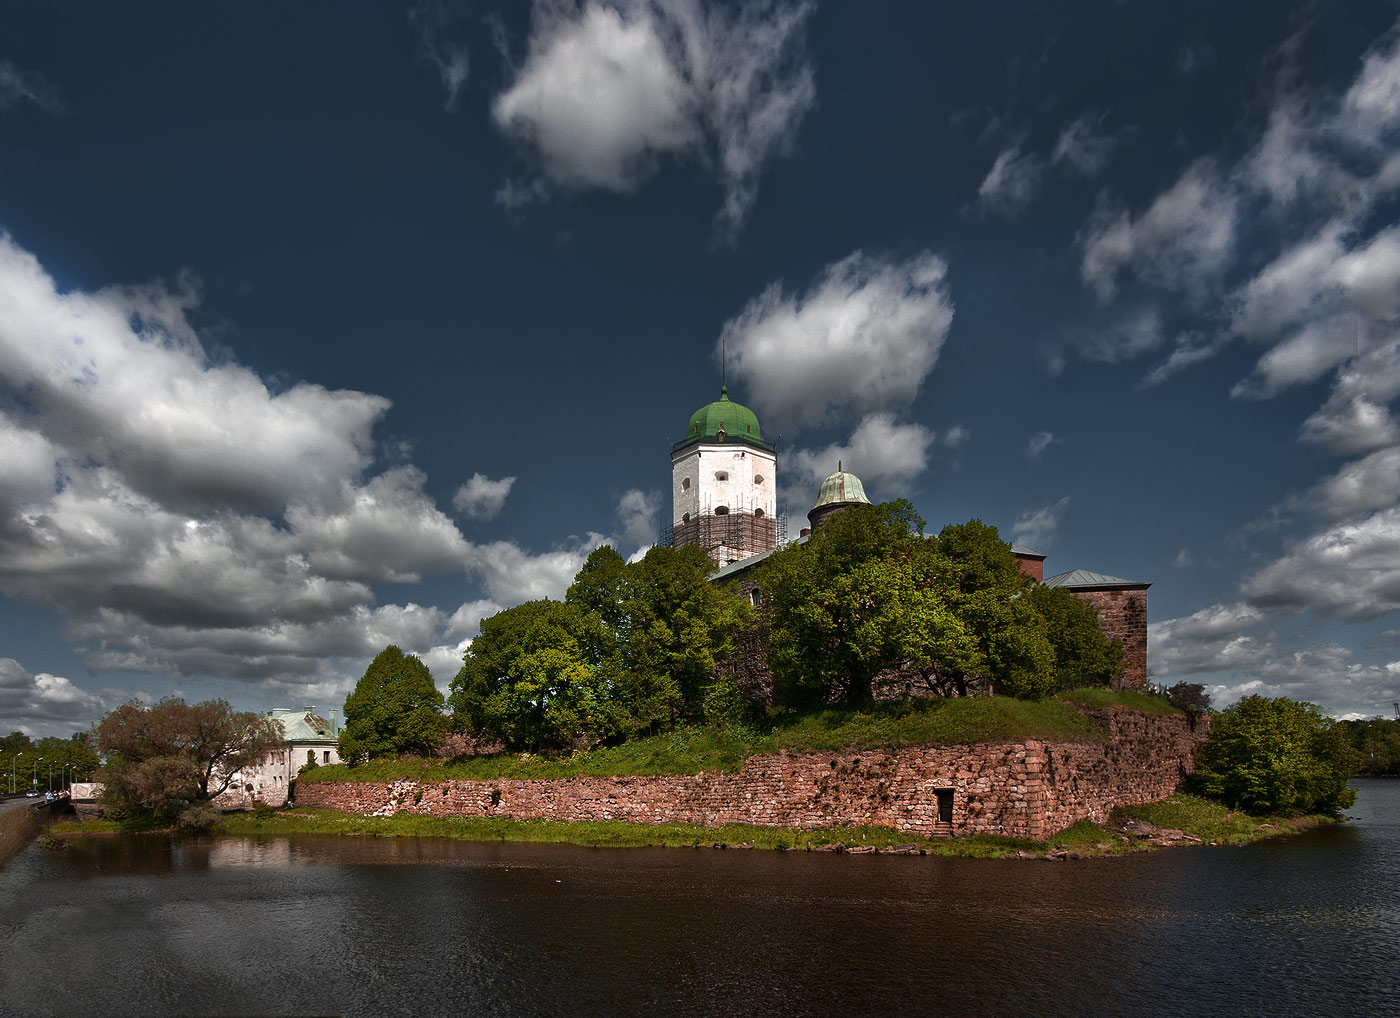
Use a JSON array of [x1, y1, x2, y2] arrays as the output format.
[[669, 388, 1151, 690], [670, 386, 782, 565]]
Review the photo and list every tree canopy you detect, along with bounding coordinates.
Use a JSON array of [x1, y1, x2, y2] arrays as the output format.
[[450, 543, 752, 751], [91, 697, 283, 812], [339, 646, 448, 764], [1192, 695, 1358, 815], [753, 506, 1123, 706]]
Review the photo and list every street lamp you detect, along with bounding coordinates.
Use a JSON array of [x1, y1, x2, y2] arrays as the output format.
[[33, 756, 42, 789], [48, 761, 54, 792], [11, 752, 20, 795]]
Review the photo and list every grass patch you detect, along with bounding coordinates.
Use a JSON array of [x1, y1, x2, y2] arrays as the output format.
[[1116, 793, 1334, 845], [303, 692, 1166, 785], [1057, 687, 1182, 715], [217, 807, 1046, 857], [49, 817, 123, 836]]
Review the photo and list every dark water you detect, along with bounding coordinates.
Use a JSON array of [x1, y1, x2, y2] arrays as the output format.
[[2, 782, 1397, 1018]]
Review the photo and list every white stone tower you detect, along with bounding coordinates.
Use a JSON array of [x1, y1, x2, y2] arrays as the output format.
[[671, 386, 778, 566]]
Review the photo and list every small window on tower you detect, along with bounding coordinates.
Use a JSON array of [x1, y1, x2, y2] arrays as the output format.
[[682, 478, 691, 491], [715, 471, 729, 481], [754, 475, 764, 484], [715, 506, 729, 515], [682, 513, 690, 524], [754, 508, 765, 518]]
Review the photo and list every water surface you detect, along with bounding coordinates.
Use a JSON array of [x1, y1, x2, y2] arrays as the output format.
[[2, 781, 1396, 1017]]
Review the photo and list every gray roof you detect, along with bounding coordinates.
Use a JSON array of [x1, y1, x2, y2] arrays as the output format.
[[1042, 568, 1149, 590], [1010, 544, 1046, 558], [710, 534, 809, 583]]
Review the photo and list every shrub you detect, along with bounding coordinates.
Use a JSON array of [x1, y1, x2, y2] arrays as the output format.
[[1192, 695, 1358, 815]]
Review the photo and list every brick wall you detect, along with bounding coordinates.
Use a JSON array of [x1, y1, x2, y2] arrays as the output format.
[[296, 709, 1203, 841], [1069, 588, 1149, 690]]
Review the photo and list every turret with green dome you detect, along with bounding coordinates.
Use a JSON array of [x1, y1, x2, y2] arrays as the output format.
[[675, 386, 775, 453], [808, 461, 872, 531]]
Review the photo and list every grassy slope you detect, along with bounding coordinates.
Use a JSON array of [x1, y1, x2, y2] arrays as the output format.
[[211, 794, 1336, 859], [300, 692, 1156, 785]]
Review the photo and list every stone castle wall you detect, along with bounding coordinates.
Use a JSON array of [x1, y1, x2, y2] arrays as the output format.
[[295, 708, 1203, 841], [1069, 588, 1149, 690]]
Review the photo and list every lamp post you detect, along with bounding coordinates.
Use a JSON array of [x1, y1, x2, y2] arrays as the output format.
[[48, 761, 54, 792], [11, 752, 19, 795], [33, 757, 42, 790]]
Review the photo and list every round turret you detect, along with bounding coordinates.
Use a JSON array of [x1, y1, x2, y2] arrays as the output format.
[[808, 462, 872, 530]]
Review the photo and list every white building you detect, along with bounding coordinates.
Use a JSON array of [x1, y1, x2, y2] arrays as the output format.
[[220, 707, 342, 807]]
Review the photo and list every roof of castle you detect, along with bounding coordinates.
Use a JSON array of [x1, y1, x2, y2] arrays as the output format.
[[676, 386, 769, 451], [811, 466, 872, 511], [272, 709, 338, 743], [1042, 569, 1150, 590]]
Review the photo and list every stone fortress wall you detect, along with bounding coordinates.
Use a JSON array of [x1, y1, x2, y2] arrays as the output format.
[[295, 708, 1204, 841]]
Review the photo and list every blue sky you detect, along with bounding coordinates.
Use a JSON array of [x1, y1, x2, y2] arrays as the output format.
[[2, 1, 1399, 736]]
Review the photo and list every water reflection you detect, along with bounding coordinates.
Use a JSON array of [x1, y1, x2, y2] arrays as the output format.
[[1, 781, 1395, 1017]]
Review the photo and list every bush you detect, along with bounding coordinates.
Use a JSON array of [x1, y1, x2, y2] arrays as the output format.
[[1192, 695, 1358, 815], [252, 802, 276, 820]]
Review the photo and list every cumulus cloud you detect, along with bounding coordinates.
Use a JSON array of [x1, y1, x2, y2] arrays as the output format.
[[1299, 340, 1400, 454], [1148, 602, 1268, 676], [0, 60, 66, 116], [1058, 305, 1166, 372], [1051, 115, 1117, 177], [722, 250, 954, 429], [1011, 496, 1069, 549], [1079, 159, 1238, 302], [411, 0, 471, 111], [492, 0, 815, 234], [1242, 507, 1400, 620], [452, 472, 516, 520], [1302, 447, 1400, 521], [787, 414, 936, 500], [977, 147, 1043, 216], [0, 657, 107, 736]]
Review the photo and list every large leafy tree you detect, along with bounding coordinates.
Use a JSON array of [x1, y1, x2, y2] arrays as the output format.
[[91, 698, 283, 811], [339, 646, 448, 763], [450, 599, 626, 751], [1193, 695, 1358, 815]]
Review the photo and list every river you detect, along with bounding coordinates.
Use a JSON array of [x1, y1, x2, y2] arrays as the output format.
[[1, 780, 1396, 1017]]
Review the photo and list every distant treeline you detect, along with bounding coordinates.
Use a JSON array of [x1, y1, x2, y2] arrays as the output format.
[[1340, 718, 1400, 777]]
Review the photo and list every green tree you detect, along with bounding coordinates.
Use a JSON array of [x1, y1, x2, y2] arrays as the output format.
[[91, 698, 283, 814], [756, 501, 974, 706], [1166, 682, 1212, 714], [1339, 717, 1400, 776], [339, 646, 448, 763], [1024, 584, 1125, 691], [449, 600, 626, 751], [1192, 695, 1358, 815]]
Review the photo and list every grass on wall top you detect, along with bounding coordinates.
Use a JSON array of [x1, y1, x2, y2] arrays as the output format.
[[301, 690, 1179, 784]]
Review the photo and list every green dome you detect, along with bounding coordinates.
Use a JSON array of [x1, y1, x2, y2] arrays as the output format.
[[685, 386, 763, 443], [812, 464, 871, 509]]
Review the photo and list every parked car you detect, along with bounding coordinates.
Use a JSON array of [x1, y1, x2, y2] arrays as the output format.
[[25, 790, 40, 797]]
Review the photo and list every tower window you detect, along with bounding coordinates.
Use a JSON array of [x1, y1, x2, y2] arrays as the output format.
[[682, 513, 690, 524], [715, 506, 729, 515], [715, 471, 729, 481], [754, 508, 765, 518], [682, 478, 691, 491], [754, 475, 764, 484]]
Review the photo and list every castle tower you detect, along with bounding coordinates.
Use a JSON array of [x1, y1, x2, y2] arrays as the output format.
[[671, 386, 778, 566], [807, 463, 872, 531]]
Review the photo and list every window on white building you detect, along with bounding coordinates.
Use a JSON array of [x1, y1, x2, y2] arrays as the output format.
[[682, 478, 691, 491], [754, 475, 764, 484], [715, 506, 729, 515], [715, 471, 728, 481]]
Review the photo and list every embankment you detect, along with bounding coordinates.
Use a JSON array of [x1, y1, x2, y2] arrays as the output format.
[[0, 801, 43, 868], [297, 708, 1204, 840]]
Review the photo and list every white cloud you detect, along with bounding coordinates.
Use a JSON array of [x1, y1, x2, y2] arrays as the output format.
[[1304, 446, 1400, 520], [942, 424, 970, 448], [977, 147, 1043, 215], [1172, 548, 1192, 568], [1011, 496, 1069, 549], [492, 0, 815, 234], [1242, 507, 1400, 620], [0, 657, 107, 737], [452, 472, 517, 520], [1025, 431, 1058, 459], [788, 414, 936, 500], [0, 60, 66, 116], [1148, 602, 1268, 676], [1052, 115, 1117, 177], [1071, 305, 1166, 368], [445, 599, 503, 639], [722, 250, 954, 429], [411, 0, 471, 112], [1079, 159, 1238, 302], [615, 488, 660, 552], [466, 534, 607, 603], [1299, 340, 1400, 454]]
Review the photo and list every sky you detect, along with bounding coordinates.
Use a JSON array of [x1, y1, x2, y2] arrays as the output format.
[[3, 1, 1400, 737]]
